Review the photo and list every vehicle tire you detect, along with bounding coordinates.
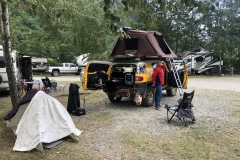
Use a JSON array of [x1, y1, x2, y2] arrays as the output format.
[[166, 87, 177, 96], [108, 95, 122, 103], [205, 70, 210, 75], [195, 71, 200, 75], [75, 69, 81, 75], [52, 70, 59, 77], [142, 86, 155, 107], [0, 75, 2, 84]]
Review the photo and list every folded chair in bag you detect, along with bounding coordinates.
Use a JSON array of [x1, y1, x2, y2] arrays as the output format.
[[165, 90, 195, 126], [67, 83, 85, 116], [41, 77, 57, 93]]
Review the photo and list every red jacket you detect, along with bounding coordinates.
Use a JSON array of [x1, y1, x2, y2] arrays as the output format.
[[152, 65, 165, 86]]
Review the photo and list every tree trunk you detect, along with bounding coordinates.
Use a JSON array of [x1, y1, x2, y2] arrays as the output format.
[[1, 1, 19, 107], [219, 54, 222, 76], [175, 26, 178, 53], [238, 47, 240, 74]]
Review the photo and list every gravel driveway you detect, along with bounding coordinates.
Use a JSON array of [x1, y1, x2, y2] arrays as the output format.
[[188, 76, 240, 92], [35, 75, 240, 92], [1, 75, 239, 159], [54, 75, 240, 159]]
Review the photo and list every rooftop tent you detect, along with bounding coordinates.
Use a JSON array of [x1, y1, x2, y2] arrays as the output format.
[[4, 90, 82, 151], [111, 28, 177, 59]]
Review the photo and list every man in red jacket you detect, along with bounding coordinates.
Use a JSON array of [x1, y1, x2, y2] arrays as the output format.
[[152, 60, 166, 110]]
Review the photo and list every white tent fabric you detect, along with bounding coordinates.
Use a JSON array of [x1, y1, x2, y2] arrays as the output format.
[[13, 91, 82, 151]]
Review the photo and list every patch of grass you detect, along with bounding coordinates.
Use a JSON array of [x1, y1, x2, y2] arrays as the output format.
[[119, 128, 240, 160], [87, 112, 113, 126], [119, 130, 165, 159], [175, 129, 240, 159]]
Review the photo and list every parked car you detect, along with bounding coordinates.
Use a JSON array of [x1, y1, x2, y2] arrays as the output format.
[[47, 63, 79, 76]]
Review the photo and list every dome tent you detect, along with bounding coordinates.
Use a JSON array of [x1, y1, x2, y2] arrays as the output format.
[[4, 90, 82, 151]]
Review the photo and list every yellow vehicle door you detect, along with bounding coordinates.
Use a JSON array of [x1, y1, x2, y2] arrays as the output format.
[[82, 61, 112, 90]]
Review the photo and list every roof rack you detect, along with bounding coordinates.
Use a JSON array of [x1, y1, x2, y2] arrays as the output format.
[[122, 27, 138, 32]]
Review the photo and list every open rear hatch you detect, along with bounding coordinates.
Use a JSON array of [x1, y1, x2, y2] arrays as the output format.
[[82, 61, 112, 90], [104, 64, 136, 92]]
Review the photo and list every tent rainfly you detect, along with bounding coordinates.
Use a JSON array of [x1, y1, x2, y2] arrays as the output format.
[[4, 90, 82, 151]]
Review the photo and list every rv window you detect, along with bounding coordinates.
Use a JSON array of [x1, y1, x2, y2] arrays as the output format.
[[32, 62, 37, 68], [125, 38, 138, 51], [154, 34, 171, 54], [0, 56, 5, 68], [195, 57, 204, 62]]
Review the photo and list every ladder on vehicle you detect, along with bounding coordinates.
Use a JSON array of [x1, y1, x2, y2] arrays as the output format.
[[168, 58, 184, 98]]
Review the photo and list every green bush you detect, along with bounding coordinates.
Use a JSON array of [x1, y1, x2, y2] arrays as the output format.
[[47, 58, 59, 66]]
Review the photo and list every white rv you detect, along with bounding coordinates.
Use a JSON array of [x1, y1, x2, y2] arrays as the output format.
[[31, 57, 48, 73], [76, 53, 89, 76], [0, 46, 18, 92], [175, 51, 223, 75], [76, 53, 89, 67]]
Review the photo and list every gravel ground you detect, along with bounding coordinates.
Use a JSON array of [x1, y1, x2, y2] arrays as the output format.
[[45, 76, 240, 159], [1, 75, 239, 159]]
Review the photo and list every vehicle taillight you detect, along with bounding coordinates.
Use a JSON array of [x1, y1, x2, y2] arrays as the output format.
[[135, 76, 143, 81]]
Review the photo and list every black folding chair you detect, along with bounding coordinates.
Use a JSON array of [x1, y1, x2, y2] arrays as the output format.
[[41, 77, 57, 93], [165, 90, 195, 126]]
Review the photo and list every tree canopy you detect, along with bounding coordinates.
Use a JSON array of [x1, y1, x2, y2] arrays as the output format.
[[1, 0, 239, 107], [1, 0, 238, 66]]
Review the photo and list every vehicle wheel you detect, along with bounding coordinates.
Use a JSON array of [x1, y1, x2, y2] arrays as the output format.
[[0, 75, 2, 84], [205, 70, 210, 75], [195, 71, 200, 75], [75, 69, 81, 75], [108, 95, 122, 103], [166, 87, 177, 96], [142, 86, 155, 107], [52, 70, 59, 77]]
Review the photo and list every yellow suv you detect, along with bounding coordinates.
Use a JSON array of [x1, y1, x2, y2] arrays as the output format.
[[82, 28, 188, 106]]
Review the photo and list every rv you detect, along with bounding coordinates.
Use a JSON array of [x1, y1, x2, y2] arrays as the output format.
[[0, 45, 33, 92], [31, 57, 48, 73], [0, 46, 18, 92], [175, 51, 223, 75], [76, 53, 89, 76]]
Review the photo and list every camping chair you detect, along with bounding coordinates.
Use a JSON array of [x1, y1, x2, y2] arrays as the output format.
[[41, 77, 57, 93], [165, 90, 195, 126]]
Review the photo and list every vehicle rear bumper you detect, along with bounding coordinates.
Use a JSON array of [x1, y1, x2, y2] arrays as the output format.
[[104, 88, 146, 98]]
